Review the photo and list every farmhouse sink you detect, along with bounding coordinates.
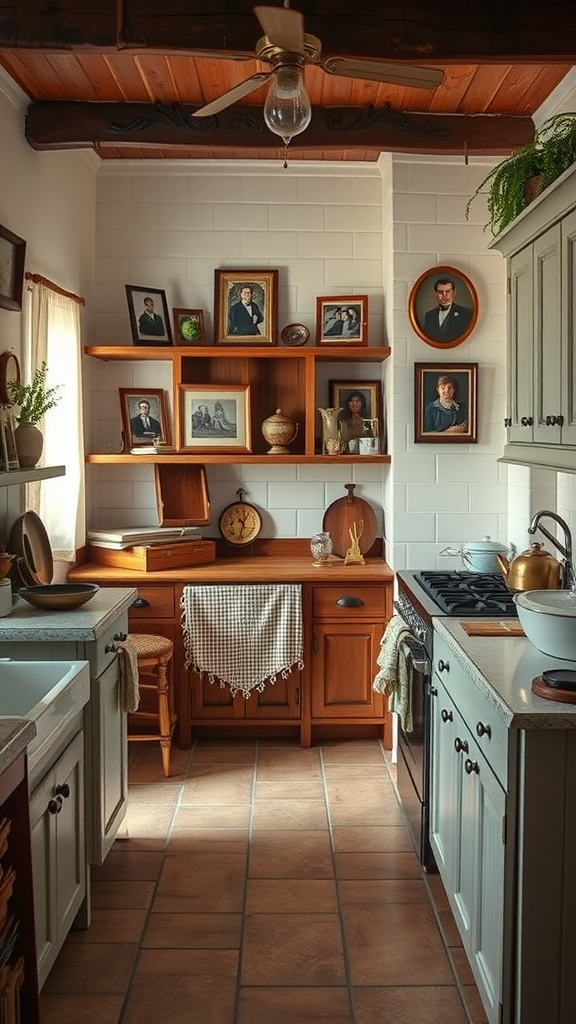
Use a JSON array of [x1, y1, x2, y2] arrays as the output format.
[[0, 660, 90, 774]]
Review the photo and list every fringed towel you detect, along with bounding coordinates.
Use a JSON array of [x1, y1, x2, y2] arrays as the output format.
[[373, 615, 414, 732], [116, 640, 140, 713], [181, 584, 304, 698]]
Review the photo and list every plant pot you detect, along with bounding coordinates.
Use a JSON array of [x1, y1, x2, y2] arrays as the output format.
[[14, 421, 44, 468]]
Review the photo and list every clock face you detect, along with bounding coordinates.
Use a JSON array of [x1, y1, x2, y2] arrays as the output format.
[[219, 502, 262, 546]]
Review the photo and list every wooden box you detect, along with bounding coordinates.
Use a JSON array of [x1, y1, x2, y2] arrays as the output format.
[[154, 464, 211, 526], [89, 539, 216, 572]]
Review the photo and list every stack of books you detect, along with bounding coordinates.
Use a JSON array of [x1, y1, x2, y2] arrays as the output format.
[[130, 444, 177, 455], [87, 526, 215, 571], [87, 526, 202, 549]]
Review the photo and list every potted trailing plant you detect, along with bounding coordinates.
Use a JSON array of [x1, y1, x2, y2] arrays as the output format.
[[466, 111, 576, 236], [6, 360, 61, 467]]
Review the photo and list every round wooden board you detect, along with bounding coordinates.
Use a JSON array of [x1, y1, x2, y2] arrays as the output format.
[[322, 484, 378, 558], [11, 510, 54, 585], [532, 675, 576, 704]]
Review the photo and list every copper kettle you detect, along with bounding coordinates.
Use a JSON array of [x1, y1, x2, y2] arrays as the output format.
[[496, 542, 562, 592]]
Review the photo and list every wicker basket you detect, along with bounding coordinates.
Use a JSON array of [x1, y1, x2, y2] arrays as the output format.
[[524, 173, 546, 206]]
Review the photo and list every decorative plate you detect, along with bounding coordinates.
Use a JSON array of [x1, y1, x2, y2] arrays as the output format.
[[281, 323, 310, 347]]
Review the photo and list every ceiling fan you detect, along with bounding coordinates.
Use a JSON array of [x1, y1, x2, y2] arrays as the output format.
[[192, 2, 444, 152]]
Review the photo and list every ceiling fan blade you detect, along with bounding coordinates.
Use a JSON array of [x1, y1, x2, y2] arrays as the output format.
[[254, 5, 305, 53], [192, 72, 273, 117], [322, 57, 444, 90]]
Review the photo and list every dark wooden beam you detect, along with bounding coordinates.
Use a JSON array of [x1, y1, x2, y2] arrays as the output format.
[[0, 2, 575, 62], [24, 101, 535, 156]]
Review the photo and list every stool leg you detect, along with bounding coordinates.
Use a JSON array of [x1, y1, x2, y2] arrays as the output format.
[[156, 653, 173, 777]]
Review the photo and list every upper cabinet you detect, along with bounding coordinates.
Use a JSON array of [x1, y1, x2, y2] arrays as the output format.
[[491, 163, 576, 473], [84, 344, 391, 465]]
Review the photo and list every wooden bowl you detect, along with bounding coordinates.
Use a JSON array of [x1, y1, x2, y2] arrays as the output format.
[[19, 584, 99, 611]]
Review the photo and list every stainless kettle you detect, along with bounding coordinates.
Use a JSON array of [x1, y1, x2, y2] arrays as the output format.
[[496, 542, 562, 592]]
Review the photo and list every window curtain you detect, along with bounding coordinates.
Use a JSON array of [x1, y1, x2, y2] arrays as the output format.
[[26, 281, 85, 562]]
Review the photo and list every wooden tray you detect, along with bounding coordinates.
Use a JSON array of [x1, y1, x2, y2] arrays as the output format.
[[322, 483, 378, 558], [532, 675, 576, 704], [461, 621, 526, 636]]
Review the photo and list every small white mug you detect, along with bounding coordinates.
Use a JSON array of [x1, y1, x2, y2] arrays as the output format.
[[359, 437, 379, 455], [0, 578, 12, 617]]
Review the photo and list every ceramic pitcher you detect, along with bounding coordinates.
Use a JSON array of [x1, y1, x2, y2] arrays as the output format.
[[318, 407, 343, 455]]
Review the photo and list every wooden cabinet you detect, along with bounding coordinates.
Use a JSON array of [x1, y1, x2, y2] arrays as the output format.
[[492, 163, 576, 471], [84, 345, 391, 465], [30, 729, 85, 990], [189, 667, 302, 721]]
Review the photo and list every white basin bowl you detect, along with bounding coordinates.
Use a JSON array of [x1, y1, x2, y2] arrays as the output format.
[[0, 660, 90, 773], [514, 590, 576, 661]]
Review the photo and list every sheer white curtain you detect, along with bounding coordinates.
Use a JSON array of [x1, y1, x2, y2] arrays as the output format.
[[27, 281, 85, 563]]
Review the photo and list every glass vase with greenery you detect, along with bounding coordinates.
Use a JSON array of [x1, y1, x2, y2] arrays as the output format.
[[466, 111, 576, 236], [6, 360, 61, 424]]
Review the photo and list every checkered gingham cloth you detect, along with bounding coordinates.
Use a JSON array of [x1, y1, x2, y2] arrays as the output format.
[[181, 584, 304, 698]]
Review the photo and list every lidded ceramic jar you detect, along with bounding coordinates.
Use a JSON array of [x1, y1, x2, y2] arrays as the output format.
[[261, 408, 298, 454], [310, 531, 333, 566]]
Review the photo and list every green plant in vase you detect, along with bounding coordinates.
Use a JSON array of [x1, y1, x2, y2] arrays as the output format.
[[6, 361, 61, 467], [466, 111, 576, 236]]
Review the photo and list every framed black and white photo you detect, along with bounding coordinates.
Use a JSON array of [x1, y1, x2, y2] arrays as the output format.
[[0, 224, 26, 312], [180, 384, 251, 452], [214, 270, 278, 345], [119, 388, 171, 447], [408, 266, 478, 349], [316, 295, 368, 346], [414, 363, 478, 443], [125, 285, 173, 346]]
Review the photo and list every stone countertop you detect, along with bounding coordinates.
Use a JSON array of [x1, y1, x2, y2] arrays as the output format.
[[0, 586, 137, 641], [0, 718, 36, 775], [435, 618, 576, 729]]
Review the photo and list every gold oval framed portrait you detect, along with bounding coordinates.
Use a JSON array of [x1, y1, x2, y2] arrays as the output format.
[[408, 265, 479, 349]]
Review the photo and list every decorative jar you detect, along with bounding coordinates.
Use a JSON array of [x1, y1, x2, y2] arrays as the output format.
[[310, 531, 333, 566], [261, 408, 298, 454]]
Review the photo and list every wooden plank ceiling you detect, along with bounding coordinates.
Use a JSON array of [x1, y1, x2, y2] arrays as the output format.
[[0, 2, 573, 162]]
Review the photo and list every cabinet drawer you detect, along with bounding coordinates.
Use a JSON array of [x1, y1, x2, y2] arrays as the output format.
[[312, 585, 386, 619], [433, 632, 509, 788], [128, 586, 175, 619]]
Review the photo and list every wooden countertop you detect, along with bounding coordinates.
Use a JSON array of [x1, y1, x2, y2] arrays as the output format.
[[68, 555, 394, 585]]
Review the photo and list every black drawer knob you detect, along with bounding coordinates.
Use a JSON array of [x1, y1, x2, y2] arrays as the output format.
[[465, 758, 480, 775], [55, 783, 70, 799], [437, 659, 450, 673], [336, 596, 364, 608], [454, 736, 469, 754], [476, 721, 491, 739], [441, 709, 453, 723], [131, 597, 150, 608]]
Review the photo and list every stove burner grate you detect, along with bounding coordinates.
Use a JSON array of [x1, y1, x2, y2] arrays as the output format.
[[414, 570, 517, 617]]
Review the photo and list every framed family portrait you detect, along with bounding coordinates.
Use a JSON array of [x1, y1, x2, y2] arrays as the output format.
[[408, 266, 478, 349], [214, 269, 278, 346], [172, 308, 206, 345], [414, 363, 478, 444], [0, 224, 26, 312], [316, 295, 368, 346], [329, 380, 382, 452], [119, 388, 171, 447], [180, 384, 252, 452], [125, 285, 173, 346]]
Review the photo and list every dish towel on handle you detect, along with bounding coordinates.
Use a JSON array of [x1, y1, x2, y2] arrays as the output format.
[[372, 614, 414, 732], [116, 639, 140, 713], [181, 584, 304, 698]]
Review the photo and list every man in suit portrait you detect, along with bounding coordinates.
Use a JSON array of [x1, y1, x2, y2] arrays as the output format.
[[422, 277, 472, 343], [130, 399, 162, 439], [228, 284, 263, 336], [138, 296, 166, 337]]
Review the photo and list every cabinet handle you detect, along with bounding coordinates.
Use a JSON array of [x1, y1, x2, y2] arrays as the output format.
[[437, 659, 450, 673], [454, 736, 469, 754], [430, 686, 438, 697], [476, 721, 491, 738], [105, 643, 119, 653], [48, 796, 62, 815], [504, 417, 512, 427], [55, 783, 70, 798], [465, 758, 480, 775], [335, 596, 364, 607], [441, 708, 453, 723], [520, 416, 533, 427], [295, 687, 300, 706], [545, 414, 563, 426], [114, 631, 127, 642], [132, 597, 150, 608], [312, 632, 317, 654]]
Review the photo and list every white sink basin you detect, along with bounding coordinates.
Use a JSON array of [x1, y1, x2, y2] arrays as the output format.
[[0, 660, 90, 775]]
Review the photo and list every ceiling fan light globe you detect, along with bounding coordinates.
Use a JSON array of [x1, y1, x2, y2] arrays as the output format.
[[263, 65, 311, 142]]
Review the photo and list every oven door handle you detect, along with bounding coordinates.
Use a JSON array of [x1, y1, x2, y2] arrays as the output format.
[[400, 635, 430, 675]]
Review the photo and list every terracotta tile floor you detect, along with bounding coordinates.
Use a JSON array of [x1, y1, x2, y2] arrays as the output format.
[[39, 738, 489, 1024]]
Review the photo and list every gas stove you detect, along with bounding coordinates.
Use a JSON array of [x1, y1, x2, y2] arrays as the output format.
[[396, 569, 517, 628]]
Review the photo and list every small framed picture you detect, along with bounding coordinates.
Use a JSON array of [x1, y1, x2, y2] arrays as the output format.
[[329, 380, 382, 454], [414, 363, 478, 444], [408, 266, 478, 349], [125, 285, 173, 346], [315, 295, 368, 346], [119, 388, 171, 447], [172, 308, 206, 345], [0, 224, 26, 312], [179, 384, 251, 452], [0, 411, 20, 470], [214, 269, 278, 345]]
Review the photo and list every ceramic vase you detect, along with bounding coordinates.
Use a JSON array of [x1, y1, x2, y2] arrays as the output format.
[[261, 408, 299, 454], [14, 421, 44, 468]]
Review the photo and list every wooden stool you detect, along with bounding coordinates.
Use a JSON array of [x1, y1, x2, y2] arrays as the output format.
[[127, 634, 176, 777]]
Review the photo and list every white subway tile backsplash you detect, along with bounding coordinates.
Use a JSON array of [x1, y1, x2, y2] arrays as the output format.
[[270, 205, 325, 230], [269, 481, 325, 508], [296, 176, 354, 205], [213, 204, 270, 231], [297, 233, 353, 258], [407, 483, 469, 513], [241, 176, 298, 204], [159, 203, 214, 231], [131, 176, 188, 202]]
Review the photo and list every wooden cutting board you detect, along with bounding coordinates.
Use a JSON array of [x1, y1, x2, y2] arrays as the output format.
[[322, 483, 378, 558], [461, 621, 525, 636]]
